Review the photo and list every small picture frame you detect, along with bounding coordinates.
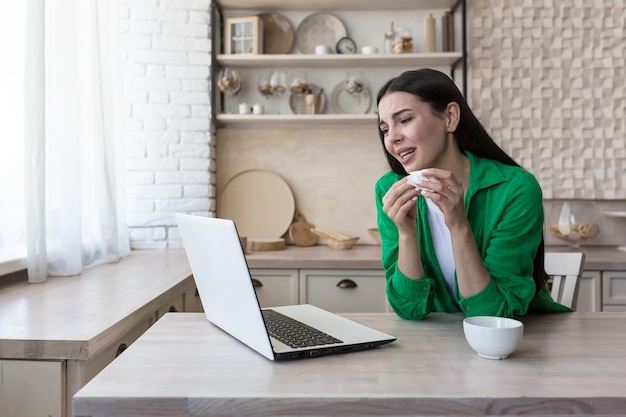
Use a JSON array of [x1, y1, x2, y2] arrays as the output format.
[[224, 16, 263, 55]]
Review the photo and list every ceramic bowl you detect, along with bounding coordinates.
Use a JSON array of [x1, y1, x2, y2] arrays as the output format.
[[463, 316, 523, 360]]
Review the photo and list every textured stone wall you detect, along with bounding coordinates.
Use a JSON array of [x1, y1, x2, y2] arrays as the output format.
[[469, 0, 626, 199]]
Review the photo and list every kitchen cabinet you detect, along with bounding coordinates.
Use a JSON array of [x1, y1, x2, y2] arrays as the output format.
[[602, 271, 626, 311], [0, 359, 63, 417], [245, 246, 626, 313], [250, 267, 389, 313], [249, 268, 299, 307], [576, 270, 602, 312], [576, 270, 626, 312], [300, 269, 390, 313], [210, 0, 467, 128]]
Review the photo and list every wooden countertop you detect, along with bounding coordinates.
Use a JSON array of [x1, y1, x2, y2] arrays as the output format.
[[0, 250, 192, 361], [246, 244, 626, 271], [73, 311, 626, 417], [245, 244, 383, 269]]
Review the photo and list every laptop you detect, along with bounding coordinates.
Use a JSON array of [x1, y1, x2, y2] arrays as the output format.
[[176, 213, 396, 361]]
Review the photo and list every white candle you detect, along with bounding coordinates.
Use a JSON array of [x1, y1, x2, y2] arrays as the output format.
[[252, 103, 263, 114], [361, 46, 378, 55], [239, 103, 250, 114], [314, 45, 331, 55]]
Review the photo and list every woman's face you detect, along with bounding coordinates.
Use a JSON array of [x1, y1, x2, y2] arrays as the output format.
[[378, 91, 452, 173]]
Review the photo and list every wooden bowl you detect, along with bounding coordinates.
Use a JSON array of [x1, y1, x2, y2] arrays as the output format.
[[326, 237, 359, 250], [310, 228, 359, 250]]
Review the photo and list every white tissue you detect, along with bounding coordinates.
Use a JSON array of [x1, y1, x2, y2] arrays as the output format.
[[406, 170, 440, 190]]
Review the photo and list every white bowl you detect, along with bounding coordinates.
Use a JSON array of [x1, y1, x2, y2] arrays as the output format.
[[463, 316, 524, 360]]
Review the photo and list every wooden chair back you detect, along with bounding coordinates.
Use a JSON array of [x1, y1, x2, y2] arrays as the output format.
[[544, 252, 585, 311]]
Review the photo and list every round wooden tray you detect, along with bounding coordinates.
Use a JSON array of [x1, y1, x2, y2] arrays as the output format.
[[217, 170, 295, 239]]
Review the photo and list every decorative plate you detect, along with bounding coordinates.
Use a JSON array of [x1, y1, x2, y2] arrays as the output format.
[[330, 81, 371, 114], [258, 12, 294, 54], [295, 13, 347, 54], [289, 83, 327, 114], [217, 170, 295, 239]]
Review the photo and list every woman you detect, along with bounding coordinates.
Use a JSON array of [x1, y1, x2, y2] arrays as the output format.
[[375, 68, 569, 320]]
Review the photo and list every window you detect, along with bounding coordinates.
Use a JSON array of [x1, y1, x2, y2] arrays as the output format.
[[0, 3, 26, 275]]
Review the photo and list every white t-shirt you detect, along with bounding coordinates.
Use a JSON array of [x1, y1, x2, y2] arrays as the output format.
[[425, 198, 457, 301]]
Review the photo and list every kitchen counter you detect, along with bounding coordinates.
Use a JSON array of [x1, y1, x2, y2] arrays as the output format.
[[0, 250, 193, 360], [73, 311, 626, 417], [245, 244, 626, 271], [0, 250, 198, 417]]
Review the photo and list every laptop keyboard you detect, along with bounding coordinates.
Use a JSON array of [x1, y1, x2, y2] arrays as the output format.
[[262, 309, 343, 348]]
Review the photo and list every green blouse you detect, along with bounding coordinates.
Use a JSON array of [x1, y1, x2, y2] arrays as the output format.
[[375, 151, 571, 320]]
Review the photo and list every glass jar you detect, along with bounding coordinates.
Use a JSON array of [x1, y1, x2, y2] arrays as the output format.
[[547, 201, 600, 248], [392, 27, 413, 53], [384, 30, 394, 54]]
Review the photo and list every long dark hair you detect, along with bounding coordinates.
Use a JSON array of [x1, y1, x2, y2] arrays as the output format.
[[377, 68, 548, 294]]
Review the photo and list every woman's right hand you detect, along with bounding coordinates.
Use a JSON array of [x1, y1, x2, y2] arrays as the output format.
[[381, 177, 421, 235]]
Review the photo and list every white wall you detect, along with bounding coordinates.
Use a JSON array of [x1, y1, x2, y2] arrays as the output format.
[[120, 0, 214, 249]]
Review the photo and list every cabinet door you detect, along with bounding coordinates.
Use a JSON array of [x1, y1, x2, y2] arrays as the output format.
[[299, 269, 389, 313], [249, 268, 299, 308], [0, 359, 64, 417], [602, 271, 626, 308], [576, 271, 602, 312]]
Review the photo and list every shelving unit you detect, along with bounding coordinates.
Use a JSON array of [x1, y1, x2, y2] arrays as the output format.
[[210, 0, 467, 127]]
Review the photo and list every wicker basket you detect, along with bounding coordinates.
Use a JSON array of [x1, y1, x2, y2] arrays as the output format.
[[310, 228, 359, 250], [326, 237, 359, 250]]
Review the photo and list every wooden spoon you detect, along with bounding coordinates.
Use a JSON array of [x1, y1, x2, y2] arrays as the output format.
[[288, 210, 318, 246]]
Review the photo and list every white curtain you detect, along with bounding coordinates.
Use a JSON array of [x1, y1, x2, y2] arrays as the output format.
[[24, 0, 129, 283]]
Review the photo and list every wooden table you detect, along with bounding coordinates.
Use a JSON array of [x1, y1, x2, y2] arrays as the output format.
[[73, 312, 626, 417]]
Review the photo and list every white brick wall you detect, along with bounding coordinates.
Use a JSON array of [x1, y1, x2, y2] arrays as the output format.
[[120, 0, 214, 249]]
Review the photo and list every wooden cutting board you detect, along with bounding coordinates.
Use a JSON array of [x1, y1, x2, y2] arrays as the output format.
[[288, 211, 318, 247], [248, 238, 286, 251], [217, 170, 295, 239]]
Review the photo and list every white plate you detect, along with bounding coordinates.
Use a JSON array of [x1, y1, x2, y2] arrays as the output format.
[[295, 13, 347, 54], [602, 211, 626, 218], [217, 170, 295, 239], [330, 81, 372, 114], [289, 83, 327, 114]]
